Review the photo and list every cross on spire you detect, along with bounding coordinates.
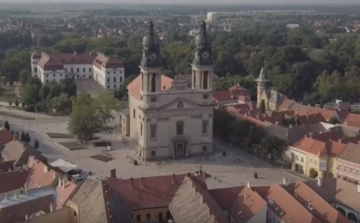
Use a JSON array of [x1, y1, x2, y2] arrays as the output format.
[[200, 21, 207, 34], [149, 21, 154, 36]]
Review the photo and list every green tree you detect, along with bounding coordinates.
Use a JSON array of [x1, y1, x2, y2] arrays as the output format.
[[33, 139, 39, 149], [25, 132, 31, 143], [49, 93, 72, 112], [15, 99, 19, 107], [18, 69, 31, 85], [213, 109, 235, 140], [69, 93, 101, 143], [94, 92, 120, 127], [4, 121, 10, 131], [259, 99, 266, 114], [261, 137, 287, 161], [8, 100, 12, 106], [20, 131, 25, 142], [23, 84, 40, 105]]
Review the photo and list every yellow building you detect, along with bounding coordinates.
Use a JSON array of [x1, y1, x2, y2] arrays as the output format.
[[289, 136, 346, 179]]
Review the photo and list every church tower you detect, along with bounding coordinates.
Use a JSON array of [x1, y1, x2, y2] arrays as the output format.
[[140, 21, 162, 102], [255, 67, 269, 108], [191, 21, 213, 92]]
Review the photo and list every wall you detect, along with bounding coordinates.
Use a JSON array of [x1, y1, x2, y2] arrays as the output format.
[[306, 153, 320, 176], [287, 147, 307, 174], [131, 207, 171, 223], [337, 159, 360, 182], [247, 205, 266, 223], [22, 207, 77, 223]]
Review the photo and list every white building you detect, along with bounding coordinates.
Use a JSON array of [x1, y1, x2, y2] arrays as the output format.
[[30, 52, 125, 91], [207, 12, 218, 24], [122, 21, 214, 161]]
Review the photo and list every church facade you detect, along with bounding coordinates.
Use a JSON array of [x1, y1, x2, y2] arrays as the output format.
[[125, 21, 214, 161]]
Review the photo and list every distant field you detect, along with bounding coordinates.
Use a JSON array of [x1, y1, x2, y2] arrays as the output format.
[[9, 12, 82, 18]]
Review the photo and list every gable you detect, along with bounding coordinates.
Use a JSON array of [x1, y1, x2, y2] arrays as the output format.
[[161, 97, 201, 111]]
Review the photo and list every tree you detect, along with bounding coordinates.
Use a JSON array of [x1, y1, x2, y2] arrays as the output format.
[[259, 99, 266, 114], [23, 84, 40, 106], [213, 109, 235, 140], [4, 121, 10, 131], [22, 102, 25, 108], [309, 168, 318, 179], [20, 131, 25, 142], [261, 137, 287, 161], [19, 69, 31, 85], [49, 93, 72, 112], [94, 92, 120, 127], [25, 133, 31, 143], [33, 139, 39, 149], [69, 93, 101, 143], [15, 99, 19, 107], [8, 100, 12, 106]]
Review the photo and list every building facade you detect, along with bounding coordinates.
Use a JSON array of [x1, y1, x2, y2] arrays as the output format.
[[30, 52, 125, 91], [126, 21, 214, 161]]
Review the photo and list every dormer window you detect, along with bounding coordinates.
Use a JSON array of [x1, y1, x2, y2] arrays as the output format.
[[177, 101, 184, 108], [52, 68, 56, 71]]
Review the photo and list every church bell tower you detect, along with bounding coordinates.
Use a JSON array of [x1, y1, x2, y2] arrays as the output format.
[[140, 21, 162, 98], [191, 21, 213, 91]]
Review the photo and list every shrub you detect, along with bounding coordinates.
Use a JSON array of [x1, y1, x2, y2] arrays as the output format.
[[8, 100, 12, 106], [309, 168, 318, 179], [15, 100, 19, 107]]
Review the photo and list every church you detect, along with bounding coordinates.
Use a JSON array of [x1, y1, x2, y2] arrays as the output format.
[[121, 21, 214, 161]]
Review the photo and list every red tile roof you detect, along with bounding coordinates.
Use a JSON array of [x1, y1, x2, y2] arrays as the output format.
[[26, 157, 57, 190], [212, 85, 251, 105], [209, 186, 243, 209], [345, 113, 360, 128], [0, 170, 29, 194], [0, 129, 15, 145], [127, 74, 173, 101], [291, 137, 328, 157], [54, 178, 78, 210], [106, 174, 205, 210], [285, 181, 350, 223]]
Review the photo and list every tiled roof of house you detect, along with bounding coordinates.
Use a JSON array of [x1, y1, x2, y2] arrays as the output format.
[[291, 137, 328, 156], [227, 187, 267, 223], [0, 170, 29, 194], [0, 194, 53, 223], [213, 85, 251, 105], [26, 157, 57, 190], [54, 178, 78, 210], [169, 175, 228, 223], [127, 74, 173, 101], [0, 129, 15, 145], [209, 186, 243, 210], [290, 104, 337, 121], [107, 174, 205, 210], [337, 143, 360, 164], [344, 113, 360, 128], [93, 53, 123, 69], [38, 53, 96, 70], [305, 178, 360, 214], [279, 99, 296, 111], [285, 181, 350, 223], [254, 184, 321, 223]]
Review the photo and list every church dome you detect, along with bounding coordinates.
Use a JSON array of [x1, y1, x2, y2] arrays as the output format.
[[195, 21, 210, 48], [142, 21, 159, 48]]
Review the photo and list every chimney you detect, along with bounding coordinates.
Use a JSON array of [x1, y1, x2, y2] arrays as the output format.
[[58, 177, 62, 187], [317, 178, 322, 188], [140, 177, 144, 188], [308, 103, 310, 107], [44, 165, 48, 173], [5, 194, 8, 200], [283, 177, 287, 185], [53, 172, 56, 179], [50, 203, 54, 212], [25, 214, 29, 220], [110, 169, 116, 178], [24, 184, 28, 194], [171, 174, 175, 185], [338, 139, 342, 143], [275, 121, 279, 125], [13, 191, 17, 199], [74, 51, 77, 55], [202, 171, 206, 181], [129, 178, 133, 189], [247, 181, 251, 189], [309, 132, 313, 138]]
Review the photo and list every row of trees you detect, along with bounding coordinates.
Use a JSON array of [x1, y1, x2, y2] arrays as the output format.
[[69, 92, 120, 142], [22, 77, 76, 113], [214, 109, 287, 162], [3, 120, 39, 149]]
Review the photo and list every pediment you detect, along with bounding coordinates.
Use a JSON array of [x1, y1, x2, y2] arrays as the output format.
[[160, 97, 201, 110]]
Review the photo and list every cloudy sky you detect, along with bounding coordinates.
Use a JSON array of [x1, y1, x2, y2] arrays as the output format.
[[2, 0, 360, 4]]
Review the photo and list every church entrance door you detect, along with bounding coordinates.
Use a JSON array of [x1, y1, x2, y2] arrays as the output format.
[[175, 143, 186, 157]]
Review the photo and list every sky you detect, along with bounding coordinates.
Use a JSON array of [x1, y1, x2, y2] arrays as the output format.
[[2, 0, 360, 4]]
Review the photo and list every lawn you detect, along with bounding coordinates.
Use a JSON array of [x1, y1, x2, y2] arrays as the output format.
[[0, 111, 34, 120], [47, 132, 74, 139], [0, 85, 21, 103], [58, 141, 84, 150]]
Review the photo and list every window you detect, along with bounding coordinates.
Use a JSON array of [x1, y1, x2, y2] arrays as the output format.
[[83, 68, 85, 72], [34, 68, 37, 72], [107, 85, 110, 89], [65, 75, 67, 78], [77, 75, 79, 78], [193, 70, 196, 87], [166, 212, 171, 219], [177, 101, 184, 108], [150, 124, 157, 139], [114, 71, 116, 74], [114, 85, 116, 89], [107, 77, 110, 83], [310, 159, 312, 164], [151, 151, 156, 157], [176, 121, 184, 136], [350, 168, 354, 174], [329, 162, 333, 168], [314, 160, 317, 165], [120, 77, 123, 83], [107, 71, 110, 75], [89, 68, 92, 72], [53, 74, 55, 77], [114, 77, 116, 82], [150, 97, 157, 103], [133, 109, 135, 118], [356, 169, 359, 175], [77, 68, 79, 72], [146, 213, 151, 221], [203, 71, 209, 89], [202, 120, 209, 134], [65, 68, 67, 72], [203, 94, 209, 99], [46, 80, 49, 83], [60, 74, 62, 77], [150, 73, 156, 92], [52, 68, 56, 71], [344, 166, 347, 172], [202, 146, 207, 152], [300, 157, 304, 163], [71, 67, 73, 73], [295, 155, 299, 161], [136, 215, 141, 222], [338, 165, 342, 170], [140, 123, 143, 136], [46, 74, 48, 77], [73, 211, 77, 217]]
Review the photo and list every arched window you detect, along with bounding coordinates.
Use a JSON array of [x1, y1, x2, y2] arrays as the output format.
[[337, 207, 346, 216], [150, 73, 156, 92], [203, 71, 209, 90], [347, 212, 358, 222], [177, 101, 184, 108], [176, 121, 184, 136]]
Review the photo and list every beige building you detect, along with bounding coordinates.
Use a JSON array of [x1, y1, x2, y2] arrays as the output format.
[[125, 21, 214, 161]]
